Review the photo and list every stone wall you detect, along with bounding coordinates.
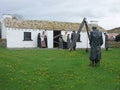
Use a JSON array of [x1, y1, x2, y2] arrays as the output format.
[[0, 39, 6, 47], [109, 40, 120, 48]]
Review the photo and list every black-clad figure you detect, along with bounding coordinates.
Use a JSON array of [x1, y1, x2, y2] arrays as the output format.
[[71, 31, 76, 50], [104, 33, 109, 51], [44, 35, 48, 48], [67, 34, 71, 49], [37, 33, 41, 48], [59, 35, 63, 49], [89, 27, 103, 66]]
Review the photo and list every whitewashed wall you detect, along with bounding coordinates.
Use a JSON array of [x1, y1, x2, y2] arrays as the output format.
[[61, 31, 105, 48], [6, 28, 53, 48], [76, 32, 89, 48], [76, 32, 105, 48], [5, 28, 105, 48], [46, 30, 53, 48]]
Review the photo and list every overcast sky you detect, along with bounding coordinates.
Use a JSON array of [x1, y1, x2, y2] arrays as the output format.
[[0, 0, 120, 30]]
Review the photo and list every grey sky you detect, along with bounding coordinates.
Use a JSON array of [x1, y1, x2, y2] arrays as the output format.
[[0, 0, 120, 30]]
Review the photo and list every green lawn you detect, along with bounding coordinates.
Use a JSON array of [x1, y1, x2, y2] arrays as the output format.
[[0, 48, 120, 90]]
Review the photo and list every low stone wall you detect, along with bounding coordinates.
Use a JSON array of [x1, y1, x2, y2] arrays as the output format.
[[0, 39, 6, 47], [109, 40, 120, 48]]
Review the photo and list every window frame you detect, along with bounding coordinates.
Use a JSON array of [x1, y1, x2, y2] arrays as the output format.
[[23, 32, 33, 41]]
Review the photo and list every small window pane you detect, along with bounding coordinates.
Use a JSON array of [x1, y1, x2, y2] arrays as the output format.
[[24, 32, 32, 41]]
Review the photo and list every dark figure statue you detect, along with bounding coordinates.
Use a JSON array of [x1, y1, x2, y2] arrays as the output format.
[[67, 34, 71, 49], [44, 35, 48, 48], [71, 31, 76, 50], [37, 33, 41, 48], [89, 27, 103, 66], [104, 33, 109, 51], [59, 35, 63, 49]]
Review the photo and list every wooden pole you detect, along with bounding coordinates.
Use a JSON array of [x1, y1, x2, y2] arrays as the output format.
[[69, 18, 86, 51]]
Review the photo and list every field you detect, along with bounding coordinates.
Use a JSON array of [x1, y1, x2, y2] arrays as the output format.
[[0, 48, 120, 90]]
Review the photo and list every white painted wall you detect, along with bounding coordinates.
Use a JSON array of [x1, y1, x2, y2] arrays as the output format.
[[76, 32, 89, 48], [76, 32, 105, 48], [6, 27, 105, 48], [6, 28, 53, 48], [61, 31, 105, 48], [46, 30, 53, 48]]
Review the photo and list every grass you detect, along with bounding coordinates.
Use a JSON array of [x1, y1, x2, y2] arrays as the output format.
[[0, 48, 120, 90]]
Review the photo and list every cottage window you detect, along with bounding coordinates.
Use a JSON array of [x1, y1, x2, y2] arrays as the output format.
[[23, 32, 32, 41]]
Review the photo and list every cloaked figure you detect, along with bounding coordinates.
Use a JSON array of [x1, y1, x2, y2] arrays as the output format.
[[89, 26, 103, 66], [67, 34, 71, 49], [44, 35, 48, 48], [37, 33, 41, 48], [104, 33, 109, 51], [71, 31, 76, 50], [59, 35, 63, 49]]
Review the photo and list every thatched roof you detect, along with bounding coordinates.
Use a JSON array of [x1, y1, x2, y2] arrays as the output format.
[[107, 27, 120, 33], [4, 18, 105, 32]]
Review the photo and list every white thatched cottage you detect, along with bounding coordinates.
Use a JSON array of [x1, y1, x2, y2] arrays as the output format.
[[1, 14, 106, 48]]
